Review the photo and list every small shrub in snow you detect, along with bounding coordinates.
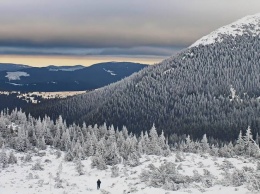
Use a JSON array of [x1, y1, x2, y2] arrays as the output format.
[[177, 164, 183, 170], [242, 166, 254, 172], [111, 165, 119, 177], [31, 160, 44, 171], [200, 154, 208, 159], [37, 151, 46, 157], [197, 161, 204, 168], [64, 150, 74, 162], [175, 152, 185, 162], [24, 153, 32, 162], [202, 178, 213, 188], [38, 179, 44, 187], [246, 172, 260, 192], [192, 170, 202, 183], [54, 162, 63, 187], [8, 152, 17, 164], [0, 137, 4, 148], [100, 190, 111, 194], [147, 163, 156, 170], [44, 159, 52, 163], [201, 169, 215, 188], [34, 174, 39, 179], [54, 180, 63, 188], [220, 159, 234, 170], [140, 162, 190, 190], [56, 150, 62, 158], [162, 181, 179, 191], [26, 173, 34, 180], [203, 169, 211, 176], [232, 169, 247, 186]]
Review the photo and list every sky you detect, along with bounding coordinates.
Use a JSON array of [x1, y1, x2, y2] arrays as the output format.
[[1, 0, 260, 67]]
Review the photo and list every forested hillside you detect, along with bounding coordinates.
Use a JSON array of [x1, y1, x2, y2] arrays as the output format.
[[26, 15, 260, 141]]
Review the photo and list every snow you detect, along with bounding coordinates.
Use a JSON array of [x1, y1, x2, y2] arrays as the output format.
[[48, 66, 84, 72], [163, 68, 174, 75], [190, 13, 260, 47], [0, 147, 257, 194], [6, 82, 24, 86], [5, 72, 30, 81], [103, 68, 117, 76], [0, 91, 86, 104]]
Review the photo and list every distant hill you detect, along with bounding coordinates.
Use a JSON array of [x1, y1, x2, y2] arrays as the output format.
[[0, 63, 30, 71], [0, 62, 148, 91], [27, 13, 260, 141]]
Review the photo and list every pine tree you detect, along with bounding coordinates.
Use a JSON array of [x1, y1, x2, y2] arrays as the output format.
[[91, 154, 107, 170], [73, 140, 84, 159], [243, 126, 254, 157], [104, 142, 121, 165], [60, 129, 71, 151], [234, 130, 245, 155], [127, 151, 140, 167], [148, 124, 161, 155], [64, 150, 74, 162], [0, 146, 8, 168], [38, 136, 47, 150], [75, 158, 84, 175], [201, 134, 210, 153], [256, 133, 259, 146], [16, 127, 27, 152], [111, 165, 119, 177]]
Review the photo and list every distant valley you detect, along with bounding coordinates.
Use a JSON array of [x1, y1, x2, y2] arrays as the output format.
[[0, 62, 148, 92]]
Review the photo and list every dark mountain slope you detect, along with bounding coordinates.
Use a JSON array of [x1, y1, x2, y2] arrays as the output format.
[[27, 14, 260, 141]]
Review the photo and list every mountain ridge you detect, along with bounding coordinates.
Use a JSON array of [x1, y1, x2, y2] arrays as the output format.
[[191, 13, 260, 47], [0, 62, 148, 92]]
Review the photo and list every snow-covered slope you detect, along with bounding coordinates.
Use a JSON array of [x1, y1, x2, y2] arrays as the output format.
[[5, 72, 30, 81], [0, 147, 256, 194], [191, 13, 260, 47]]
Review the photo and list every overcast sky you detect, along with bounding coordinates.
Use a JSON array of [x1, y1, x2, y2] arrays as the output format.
[[1, 0, 260, 66]]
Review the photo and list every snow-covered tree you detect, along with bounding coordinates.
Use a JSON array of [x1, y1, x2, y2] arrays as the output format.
[[200, 134, 210, 153], [75, 158, 84, 175], [111, 165, 119, 177], [91, 155, 107, 170], [8, 151, 17, 164], [0, 146, 8, 168]]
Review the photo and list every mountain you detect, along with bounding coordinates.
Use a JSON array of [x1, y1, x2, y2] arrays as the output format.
[[0, 62, 148, 91], [26, 13, 260, 141], [0, 63, 30, 71], [191, 13, 260, 47], [47, 65, 85, 71]]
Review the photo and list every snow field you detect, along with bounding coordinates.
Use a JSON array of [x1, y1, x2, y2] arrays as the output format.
[[0, 147, 257, 194]]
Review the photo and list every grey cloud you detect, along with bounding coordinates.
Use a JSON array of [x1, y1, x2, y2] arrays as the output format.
[[0, 46, 181, 57], [0, 0, 260, 56]]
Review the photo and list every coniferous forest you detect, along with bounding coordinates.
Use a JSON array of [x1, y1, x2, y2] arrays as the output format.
[[22, 35, 260, 142]]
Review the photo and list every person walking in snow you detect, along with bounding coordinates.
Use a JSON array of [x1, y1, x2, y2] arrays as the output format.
[[97, 179, 101, 190]]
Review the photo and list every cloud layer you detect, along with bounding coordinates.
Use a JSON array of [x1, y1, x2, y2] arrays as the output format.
[[1, 0, 260, 59]]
